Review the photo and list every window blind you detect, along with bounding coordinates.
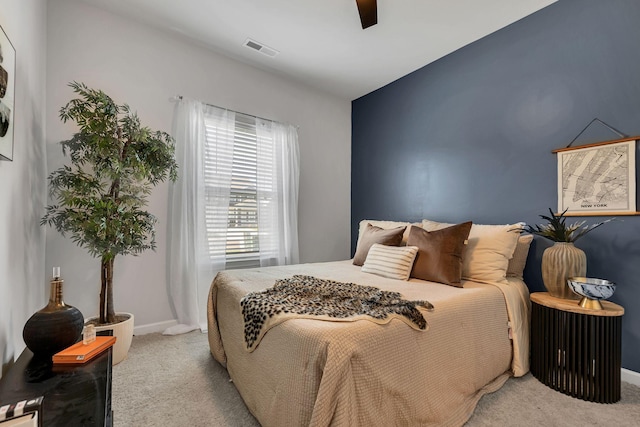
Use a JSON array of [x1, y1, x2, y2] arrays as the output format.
[[203, 112, 275, 267]]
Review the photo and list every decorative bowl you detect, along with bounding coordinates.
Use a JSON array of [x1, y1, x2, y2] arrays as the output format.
[[567, 277, 616, 310]]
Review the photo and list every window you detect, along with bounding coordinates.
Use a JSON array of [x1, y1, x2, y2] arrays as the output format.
[[203, 112, 277, 269]]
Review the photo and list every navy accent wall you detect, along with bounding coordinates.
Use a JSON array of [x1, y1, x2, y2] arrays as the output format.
[[352, 0, 640, 372]]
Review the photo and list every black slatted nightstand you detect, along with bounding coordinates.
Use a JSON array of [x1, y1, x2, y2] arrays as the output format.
[[530, 292, 623, 403]]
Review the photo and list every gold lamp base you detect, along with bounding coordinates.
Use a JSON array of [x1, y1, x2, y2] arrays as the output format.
[[578, 297, 603, 310]]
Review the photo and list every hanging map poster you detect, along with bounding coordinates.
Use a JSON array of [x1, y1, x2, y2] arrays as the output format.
[[555, 138, 636, 215]]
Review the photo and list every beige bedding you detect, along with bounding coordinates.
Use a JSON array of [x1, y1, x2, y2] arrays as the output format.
[[207, 260, 530, 427]]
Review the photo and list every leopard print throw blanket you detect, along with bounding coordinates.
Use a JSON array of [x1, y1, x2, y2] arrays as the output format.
[[240, 275, 434, 351]]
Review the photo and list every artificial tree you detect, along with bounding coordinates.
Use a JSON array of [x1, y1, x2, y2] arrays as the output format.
[[42, 82, 178, 325]]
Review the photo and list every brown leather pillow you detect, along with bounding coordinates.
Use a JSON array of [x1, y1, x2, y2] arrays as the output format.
[[407, 222, 472, 287], [353, 223, 406, 266]]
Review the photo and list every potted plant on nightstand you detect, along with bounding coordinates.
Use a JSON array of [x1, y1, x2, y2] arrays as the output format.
[[42, 82, 178, 364], [523, 208, 612, 299]]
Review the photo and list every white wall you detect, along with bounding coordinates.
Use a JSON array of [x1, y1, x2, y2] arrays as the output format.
[[0, 0, 48, 376], [46, 0, 352, 331]]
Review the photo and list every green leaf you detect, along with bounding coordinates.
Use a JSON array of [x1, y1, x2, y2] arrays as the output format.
[[521, 208, 613, 243]]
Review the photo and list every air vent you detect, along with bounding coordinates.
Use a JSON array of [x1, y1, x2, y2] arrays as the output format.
[[243, 38, 279, 58]]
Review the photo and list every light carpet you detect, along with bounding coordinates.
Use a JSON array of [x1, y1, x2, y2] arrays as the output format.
[[113, 331, 640, 426]]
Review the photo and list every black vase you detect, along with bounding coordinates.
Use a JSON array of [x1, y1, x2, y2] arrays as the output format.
[[23, 278, 84, 358]]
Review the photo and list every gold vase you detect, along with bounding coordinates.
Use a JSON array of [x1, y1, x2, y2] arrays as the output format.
[[541, 242, 586, 299]]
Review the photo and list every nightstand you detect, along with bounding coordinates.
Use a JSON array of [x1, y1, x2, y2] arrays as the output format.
[[530, 292, 624, 403], [0, 346, 113, 426]]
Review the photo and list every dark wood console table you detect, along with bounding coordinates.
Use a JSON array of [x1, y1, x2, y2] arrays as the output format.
[[0, 346, 112, 426], [530, 292, 623, 403]]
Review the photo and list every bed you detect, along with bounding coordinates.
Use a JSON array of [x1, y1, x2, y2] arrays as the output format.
[[207, 220, 531, 427]]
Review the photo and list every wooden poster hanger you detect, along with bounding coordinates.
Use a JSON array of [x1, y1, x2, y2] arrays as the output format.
[[552, 118, 639, 154]]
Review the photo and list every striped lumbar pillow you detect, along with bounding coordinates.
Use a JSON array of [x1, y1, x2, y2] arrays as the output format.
[[361, 243, 419, 280]]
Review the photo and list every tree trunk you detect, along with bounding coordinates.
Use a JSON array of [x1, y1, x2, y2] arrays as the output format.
[[100, 256, 116, 324]]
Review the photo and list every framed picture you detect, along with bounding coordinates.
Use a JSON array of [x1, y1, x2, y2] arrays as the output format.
[[0, 24, 16, 161], [554, 138, 637, 216]]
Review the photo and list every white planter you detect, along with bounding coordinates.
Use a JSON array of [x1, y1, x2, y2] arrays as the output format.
[[89, 312, 134, 365]]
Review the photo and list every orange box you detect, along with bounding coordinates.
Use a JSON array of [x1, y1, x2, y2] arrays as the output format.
[[52, 336, 116, 365]]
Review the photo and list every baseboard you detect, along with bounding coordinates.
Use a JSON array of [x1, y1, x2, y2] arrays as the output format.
[[133, 319, 178, 335], [622, 368, 640, 387]]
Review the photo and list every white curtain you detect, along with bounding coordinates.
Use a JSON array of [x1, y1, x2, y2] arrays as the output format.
[[166, 100, 297, 334], [256, 120, 300, 266], [164, 100, 235, 334]]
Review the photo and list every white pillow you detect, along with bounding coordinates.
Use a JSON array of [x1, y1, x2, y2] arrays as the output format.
[[358, 219, 422, 245], [361, 243, 419, 281], [422, 219, 524, 284], [507, 234, 533, 280]]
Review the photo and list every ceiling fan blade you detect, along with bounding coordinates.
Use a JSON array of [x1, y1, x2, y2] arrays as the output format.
[[355, 0, 377, 29]]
